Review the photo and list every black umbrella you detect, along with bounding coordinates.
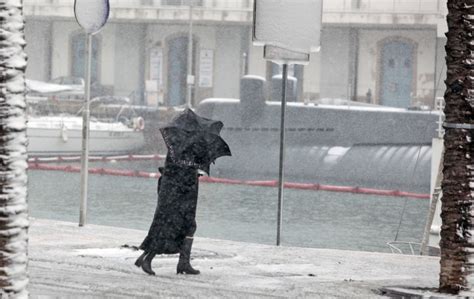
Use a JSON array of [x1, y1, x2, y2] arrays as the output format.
[[160, 109, 231, 173]]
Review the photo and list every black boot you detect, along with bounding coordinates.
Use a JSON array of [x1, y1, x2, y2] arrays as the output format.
[[177, 237, 200, 275], [134, 251, 147, 267], [141, 252, 156, 276]]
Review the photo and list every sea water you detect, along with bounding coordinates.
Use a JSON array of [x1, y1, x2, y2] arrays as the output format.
[[28, 160, 428, 253]]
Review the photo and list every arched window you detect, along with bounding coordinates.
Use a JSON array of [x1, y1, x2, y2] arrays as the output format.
[[70, 32, 100, 83]]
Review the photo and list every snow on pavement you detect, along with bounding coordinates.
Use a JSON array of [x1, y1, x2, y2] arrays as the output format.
[[27, 218, 439, 298]]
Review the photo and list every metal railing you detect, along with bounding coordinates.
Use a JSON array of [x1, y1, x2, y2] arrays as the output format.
[[25, 0, 444, 14], [24, 0, 253, 23], [24, 0, 253, 10], [387, 241, 421, 255], [324, 0, 444, 14]]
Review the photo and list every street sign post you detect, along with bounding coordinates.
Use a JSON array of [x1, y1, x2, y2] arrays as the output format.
[[74, 0, 110, 227], [253, 0, 322, 246]]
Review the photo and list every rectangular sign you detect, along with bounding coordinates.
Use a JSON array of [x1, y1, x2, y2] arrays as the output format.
[[253, 0, 322, 53], [199, 49, 214, 88], [149, 47, 163, 87]]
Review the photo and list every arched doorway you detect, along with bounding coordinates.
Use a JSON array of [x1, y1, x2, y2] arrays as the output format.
[[379, 39, 416, 108], [70, 32, 100, 82], [166, 35, 197, 106]]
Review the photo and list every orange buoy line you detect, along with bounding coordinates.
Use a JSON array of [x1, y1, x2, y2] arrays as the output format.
[[28, 161, 430, 200], [27, 154, 165, 163]]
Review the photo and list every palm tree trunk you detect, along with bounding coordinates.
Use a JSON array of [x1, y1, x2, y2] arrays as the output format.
[[0, 0, 29, 297], [439, 0, 474, 294]]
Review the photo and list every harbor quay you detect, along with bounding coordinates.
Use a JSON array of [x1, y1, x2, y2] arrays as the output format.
[[28, 218, 439, 298]]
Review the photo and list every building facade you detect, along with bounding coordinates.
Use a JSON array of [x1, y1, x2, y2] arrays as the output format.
[[24, 0, 447, 108]]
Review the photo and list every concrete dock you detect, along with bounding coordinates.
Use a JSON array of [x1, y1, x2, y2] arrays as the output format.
[[28, 218, 440, 298]]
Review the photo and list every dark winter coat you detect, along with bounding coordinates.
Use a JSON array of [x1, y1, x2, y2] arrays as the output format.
[[139, 156, 199, 254]]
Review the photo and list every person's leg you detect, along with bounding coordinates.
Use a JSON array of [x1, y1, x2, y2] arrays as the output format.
[[177, 219, 200, 274], [135, 251, 157, 275], [134, 251, 147, 267], [177, 236, 200, 275], [142, 252, 157, 275]]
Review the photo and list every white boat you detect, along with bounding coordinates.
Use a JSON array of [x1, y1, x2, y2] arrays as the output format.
[[27, 115, 145, 156]]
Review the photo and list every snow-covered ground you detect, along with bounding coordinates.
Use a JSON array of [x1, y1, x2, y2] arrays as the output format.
[[28, 218, 439, 298]]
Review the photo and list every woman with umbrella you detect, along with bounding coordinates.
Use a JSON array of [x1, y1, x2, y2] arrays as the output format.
[[135, 109, 231, 275]]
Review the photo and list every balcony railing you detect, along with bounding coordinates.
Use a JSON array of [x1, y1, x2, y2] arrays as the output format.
[[25, 0, 445, 14], [24, 0, 253, 10], [24, 0, 253, 23], [324, 0, 444, 14]]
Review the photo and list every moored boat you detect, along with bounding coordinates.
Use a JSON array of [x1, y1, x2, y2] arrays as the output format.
[[27, 115, 145, 156]]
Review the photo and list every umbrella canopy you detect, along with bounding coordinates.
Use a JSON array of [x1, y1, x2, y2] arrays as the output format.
[[160, 109, 231, 172]]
